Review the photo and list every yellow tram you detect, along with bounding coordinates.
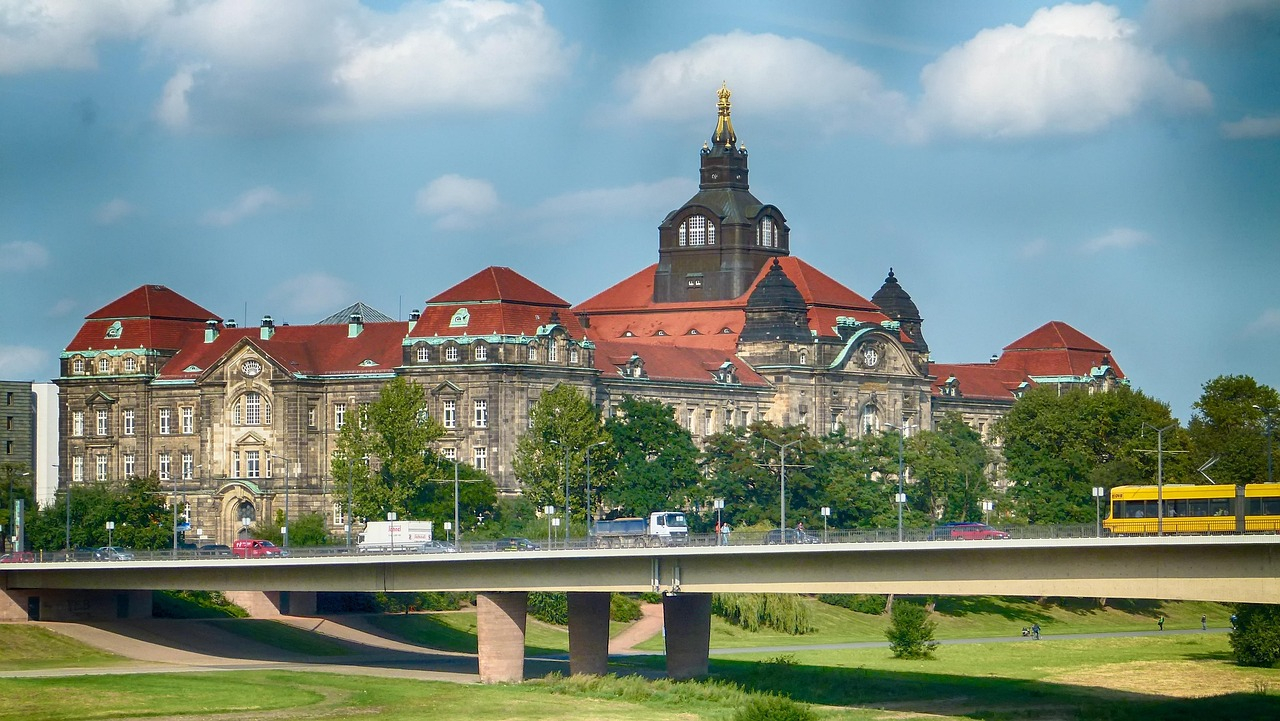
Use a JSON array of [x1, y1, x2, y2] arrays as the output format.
[[1104, 483, 1280, 535]]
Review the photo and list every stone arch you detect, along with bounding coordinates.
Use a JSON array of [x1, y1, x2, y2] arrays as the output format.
[[218, 482, 264, 542]]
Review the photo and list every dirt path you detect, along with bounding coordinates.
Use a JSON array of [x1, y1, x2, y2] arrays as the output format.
[[609, 603, 664, 654]]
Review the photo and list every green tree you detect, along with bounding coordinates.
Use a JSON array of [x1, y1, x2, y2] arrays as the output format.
[[815, 429, 900, 529], [331, 377, 444, 520], [412, 450, 497, 538], [599, 396, 700, 516], [907, 413, 992, 522], [512, 384, 606, 522], [1229, 603, 1280, 667], [886, 599, 939, 659], [1188, 375, 1280, 486], [27, 475, 171, 551], [1, 463, 35, 552], [251, 509, 332, 546], [701, 425, 777, 526], [995, 385, 1186, 523]]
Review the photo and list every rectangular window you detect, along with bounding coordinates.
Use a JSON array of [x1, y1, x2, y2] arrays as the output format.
[[548, 343, 558, 362], [704, 409, 714, 436], [335, 403, 346, 431], [474, 399, 488, 428], [307, 405, 316, 429], [684, 408, 694, 430], [445, 346, 459, 362], [473, 446, 487, 471], [182, 407, 193, 434], [232, 451, 241, 478], [159, 408, 171, 435], [123, 452, 135, 477], [569, 347, 579, 364], [123, 409, 135, 435], [246, 450, 260, 478], [73, 411, 84, 436], [475, 345, 487, 361], [96, 454, 108, 481], [528, 400, 537, 429], [527, 345, 537, 361], [97, 409, 109, 436], [158, 452, 171, 481], [182, 451, 194, 480], [245, 395, 261, 425], [442, 400, 456, 429], [232, 401, 241, 426], [442, 447, 457, 461], [124, 356, 137, 372], [73, 455, 84, 482], [416, 346, 430, 362], [333, 503, 345, 526], [98, 357, 110, 374]]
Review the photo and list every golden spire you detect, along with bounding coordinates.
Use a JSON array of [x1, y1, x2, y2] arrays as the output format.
[[713, 82, 736, 149]]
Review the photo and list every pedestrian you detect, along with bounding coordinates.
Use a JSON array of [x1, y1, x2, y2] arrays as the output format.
[[1201, 614, 1207, 631], [1231, 613, 1238, 630], [1031, 623, 1041, 640], [714, 520, 722, 540], [721, 522, 732, 546], [1158, 615, 1165, 631]]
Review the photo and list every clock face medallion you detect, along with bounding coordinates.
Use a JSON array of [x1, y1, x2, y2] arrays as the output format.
[[242, 360, 262, 377], [862, 347, 879, 368]]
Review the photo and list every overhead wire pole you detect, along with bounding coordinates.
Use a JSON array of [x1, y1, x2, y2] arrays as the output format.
[[1139, 423, 1178, 537], [885, 419, 915, 542], [760, 437, 804, 543], [550, 439, 571, 542]]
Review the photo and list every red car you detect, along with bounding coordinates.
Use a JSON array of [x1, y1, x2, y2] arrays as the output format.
[[930, 523, 1010, 540], [231, 539, 284, 558], [0, 551, 36, 563]]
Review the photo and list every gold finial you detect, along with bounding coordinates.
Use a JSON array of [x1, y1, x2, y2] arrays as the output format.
[[713, 82, 736, 148]]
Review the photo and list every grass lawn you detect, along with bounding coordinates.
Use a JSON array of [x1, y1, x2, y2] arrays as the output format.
[[365, 611, 631, 655], [206, 619, 352, 656], [0, 625, 123, 671], [633, 596, 1234, 651]]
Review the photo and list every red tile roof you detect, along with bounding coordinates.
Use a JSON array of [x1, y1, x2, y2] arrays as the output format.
[[996, 321, 1124, 379], [86, 285, 218, 321], [426, 266, 570, 307], [575, 257, 893, 345], [156, 322, 411, 380], [65, 318, 210, 354], [592, 339, 769, 387], [931, 363, 1030, 401]]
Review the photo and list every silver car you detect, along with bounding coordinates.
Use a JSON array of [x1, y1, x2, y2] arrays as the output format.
[[94, 546, 135, 561]]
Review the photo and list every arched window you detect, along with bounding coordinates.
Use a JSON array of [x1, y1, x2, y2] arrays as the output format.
[[416, 345, 430, 362], [527, 344, 538, 362], [98, 357, 110, 373], [678, 215, 716, 246], [445, 346, 459, 362], [758, 218, 779, 247], [237, 500, 256, 523], [233, 392, 270, 426]]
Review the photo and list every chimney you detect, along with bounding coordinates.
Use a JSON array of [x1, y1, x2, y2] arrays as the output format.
[[408, 309, 421, 333], [204, 319, 219, 344], [225, 319, 237, 328], [990, 354, 999, 364], [260, 315, 275, 340], [349, 313, 364, 338]]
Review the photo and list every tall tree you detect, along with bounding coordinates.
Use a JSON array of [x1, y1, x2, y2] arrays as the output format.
[[1, 463, 34, 552], [599, 396, 700, 517], [906, 414, 992, 522], [331, 376, 444, 520], [27, 475, 171, 551], [512, 384, 606, 522], [995, 385, 1185, 523], [1188, 375, 1280, 486], [413, 450, 497, 536], [813, 430, 900, 529]]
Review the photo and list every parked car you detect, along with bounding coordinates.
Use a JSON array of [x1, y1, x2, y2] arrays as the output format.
[[231, 539, 284, 558], [929, 522, 1010, 540], [198, 544, 232, 557], [94, 546, 136, 561], [495, 537, 539, 551], [0, 551, 35, 563], [424, 540, 459, 553], [764, 528, 821, 545]]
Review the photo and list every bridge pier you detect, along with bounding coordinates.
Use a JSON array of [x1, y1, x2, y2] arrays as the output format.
[[663, 592, 712, 680], [567, 591, 611, 676], [0, 588, 151, 622], [476, 591, 529, 683], [224, 590, 317, 617]]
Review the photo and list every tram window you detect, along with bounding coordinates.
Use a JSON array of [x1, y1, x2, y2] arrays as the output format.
[[1251, 497, 1280, 516], [1209, 499, 1231, 516], [1189, 499, 1209, 517]]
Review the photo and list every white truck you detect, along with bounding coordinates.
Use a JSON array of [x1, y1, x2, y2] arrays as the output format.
[[591, 511, 688, 548], [357, 520, 434, 553]]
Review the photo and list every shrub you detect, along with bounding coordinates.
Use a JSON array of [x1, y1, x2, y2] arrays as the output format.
[[1231, 603, 1280, 667], [818, 593, 887, 615], [712, 593, 813, 635], [528, 592, 569, 625], [638, 591, 663, 605], [733, 694, 817, 721], [886, 599, 938, 659], [371, 592, 471, 613], [611, 593, 644, 622]]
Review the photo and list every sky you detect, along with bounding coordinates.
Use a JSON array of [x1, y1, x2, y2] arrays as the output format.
[[1, 0, 1277, 422]]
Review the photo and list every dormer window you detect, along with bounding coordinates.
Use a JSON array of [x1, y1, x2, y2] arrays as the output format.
[[678, 214, 716, 247], [98, 357, 110, 374], [527, 344, 538, 362], [105, 321, 123, 339], [416, 345, 430, 362], [72, 358, 84, 374], [445, 346, 459, 362], [123, 356, 137, 373], [569, 347, 579, 364], [757, 217, 780, 248], [449, 308, 470, 328], [474, 344, 487, 361]]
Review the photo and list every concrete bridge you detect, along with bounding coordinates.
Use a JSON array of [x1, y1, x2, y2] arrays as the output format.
[[4, 535, 1278, 682]]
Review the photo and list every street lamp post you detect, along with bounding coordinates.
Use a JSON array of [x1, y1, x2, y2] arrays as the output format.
[[885, 420, 914, 542], [106, 520, 114, 549], [172, 457, 180, 558], [821, 506, 831, 543], [270, 454, 293, 549], [1255, 405, 1275, 484], [443, 521, 452, 545], [453, 457, 461, 548], [345, 458, 353, 548], [981, 500, 994, 526], [761, 437, 802, 543], [552, 517, 560, 546], [4, 470, 30, 554], [714, 498, 724, 545], [585, 440, 605, 538], [1092, 487, 1106, 537], [549, 440, 571, 541], [61, 464, 70, 554], [387, 511, 397, 553]]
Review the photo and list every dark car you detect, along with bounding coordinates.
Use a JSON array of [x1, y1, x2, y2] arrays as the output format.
[[94, 546, 136, 561], [929, 522, 1009, 540], [764, 528, 821, 545], [495, 537, 540, 551], [198, 544, 232, 557]]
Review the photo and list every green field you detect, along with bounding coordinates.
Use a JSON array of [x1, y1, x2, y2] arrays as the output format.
[[0, 625, 122, 671]]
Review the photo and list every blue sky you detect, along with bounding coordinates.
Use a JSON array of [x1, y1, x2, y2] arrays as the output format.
[[1, 0, 1277, 421]]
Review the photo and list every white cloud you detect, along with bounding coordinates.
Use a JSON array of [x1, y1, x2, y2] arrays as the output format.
[[526, 178, 695, 244], [1019, 238, 1051, 259], [141, 0, 573, 129], [0, 0, 170, 74], [93, 198, 137, 225], [1080, 227, 1153, 253], [0, 241, 50, 271], [201, 186, 305, 226], [1221, 115, 1280, 140], [265, 272, 357, 318], [915, 2, 1212, 140], [416, 175, 500, 231], [1246, 309, 1280, 336], [615, 31, 909, 135], [0, 345, 47, 378]]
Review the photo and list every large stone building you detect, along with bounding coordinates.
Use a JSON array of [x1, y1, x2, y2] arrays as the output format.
[[53, 87, 1125, 544]]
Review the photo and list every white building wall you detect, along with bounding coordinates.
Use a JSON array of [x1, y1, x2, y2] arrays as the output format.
[[32, 382, 59, 507]]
